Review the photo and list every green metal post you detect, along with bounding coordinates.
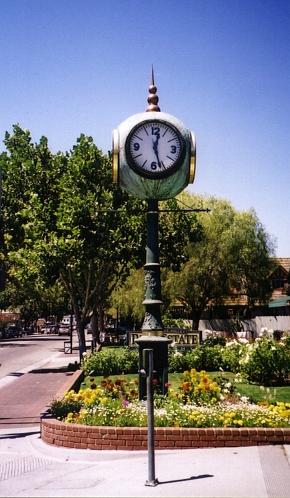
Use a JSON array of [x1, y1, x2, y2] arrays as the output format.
[[144, 348, 159, 487], [136, 199, 171, 399], [142, 199, 163, 332]]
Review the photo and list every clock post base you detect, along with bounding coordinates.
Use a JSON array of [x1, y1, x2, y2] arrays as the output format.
[[135, 335, 171, 400]]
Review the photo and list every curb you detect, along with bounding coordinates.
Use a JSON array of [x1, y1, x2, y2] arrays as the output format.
[[53, 369, 84, 399], [40, 369, 84, 427]]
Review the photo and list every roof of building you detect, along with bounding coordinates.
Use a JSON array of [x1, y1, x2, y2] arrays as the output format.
[[274, 258, 290, 272]]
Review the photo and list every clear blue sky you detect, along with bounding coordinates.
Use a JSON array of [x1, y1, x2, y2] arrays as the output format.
[[1, 0, 289, 256]]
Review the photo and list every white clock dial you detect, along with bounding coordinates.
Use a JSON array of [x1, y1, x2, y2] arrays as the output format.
[[126, 120, 184, 179]]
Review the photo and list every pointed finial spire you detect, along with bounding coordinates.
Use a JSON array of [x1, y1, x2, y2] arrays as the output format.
[[146, 66, 160, 112]]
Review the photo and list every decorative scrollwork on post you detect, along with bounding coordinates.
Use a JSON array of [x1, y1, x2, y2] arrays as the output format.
[[144, 267, 161, 302], [142, 200, 163, 334]]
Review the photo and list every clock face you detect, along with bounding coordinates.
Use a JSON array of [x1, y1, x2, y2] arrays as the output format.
[[125, 120, 184, 179]]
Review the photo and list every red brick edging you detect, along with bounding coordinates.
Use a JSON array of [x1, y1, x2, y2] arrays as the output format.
[[41, 418, 290, 450]]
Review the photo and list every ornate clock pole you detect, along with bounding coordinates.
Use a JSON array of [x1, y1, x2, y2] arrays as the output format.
[[136, 75, 171, 399], [142, 73, 163, 334], [112, 69, 196, 398]]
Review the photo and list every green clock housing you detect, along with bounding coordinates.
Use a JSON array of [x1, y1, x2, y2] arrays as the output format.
[[113, 111, 196, 200]]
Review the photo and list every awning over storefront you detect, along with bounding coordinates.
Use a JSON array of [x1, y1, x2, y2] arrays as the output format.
[[268, 295, 290, 308]]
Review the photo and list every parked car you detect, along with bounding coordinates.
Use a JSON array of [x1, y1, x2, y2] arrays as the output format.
[[58, 315, 76, 335], [25, 324, 35, 335], [40, 322, 58, 334], [4, 324, 23, 338]]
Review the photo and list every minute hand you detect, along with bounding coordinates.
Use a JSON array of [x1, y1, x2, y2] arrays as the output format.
[[152, 137, 162, 167]]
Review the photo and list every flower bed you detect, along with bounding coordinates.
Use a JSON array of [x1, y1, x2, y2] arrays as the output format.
[[41, 368, 290, 450], [49, 369, 290, 428]]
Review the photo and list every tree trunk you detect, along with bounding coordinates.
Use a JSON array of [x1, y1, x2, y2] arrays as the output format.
[[191, 309, 202, 331], [91, 309, 101, 351], [72, 302, 86, 361], [75, 321, 86, 361], [97, 304, 105, 332]]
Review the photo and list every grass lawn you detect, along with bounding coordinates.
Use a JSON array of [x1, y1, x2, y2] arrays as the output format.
[[209, 372, 290, 404], [81, 371, 290, 404]]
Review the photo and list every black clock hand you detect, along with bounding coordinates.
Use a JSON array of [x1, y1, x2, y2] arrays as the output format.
[[152, 136, 162, 167]]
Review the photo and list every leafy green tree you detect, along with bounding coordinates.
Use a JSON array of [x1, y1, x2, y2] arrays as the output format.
[[225, 209, 275, 313], [158, 197, 201, 271], [0, 276, 68, 326], [1, 126, 201, 354], [110, 268, 144, 329], [0, 126, 64, 318], [0, 126, 144, 356], [166, 194, 275, 330]]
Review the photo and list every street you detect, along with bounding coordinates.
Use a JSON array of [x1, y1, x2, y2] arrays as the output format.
[[0, 335, 68, 380]]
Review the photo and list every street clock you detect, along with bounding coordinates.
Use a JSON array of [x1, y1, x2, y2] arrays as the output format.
[[112, 74, 196, 200], [125, 119, 185, 179], [112, 71, 198, 401]]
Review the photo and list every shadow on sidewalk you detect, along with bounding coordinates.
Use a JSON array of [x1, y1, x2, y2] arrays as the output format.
[[0, 343, 32, 348], [4, 372, 25, 377], [0, 429, 40, 439], [30, 364, 79, 374], [158, 474, 214, 485]]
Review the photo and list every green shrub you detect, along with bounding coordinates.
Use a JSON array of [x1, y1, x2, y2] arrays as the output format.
[[242, 338, 290, 386], [282, 336, 290, 348], [168, 345, 223, 372], [50, 398, 82, 419], [220, 342, 247, 372], [80, 339, 289, 385], [168, 349, 191, 372], [197, 345, 223, 371], [81, 347, 138, 376], [203, 336, 227, 347]]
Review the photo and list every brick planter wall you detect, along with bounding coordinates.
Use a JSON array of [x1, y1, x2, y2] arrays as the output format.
[[41, 418, 290, 450]]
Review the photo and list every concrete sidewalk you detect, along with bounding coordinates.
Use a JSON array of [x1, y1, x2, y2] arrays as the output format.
[[0, 427, 290, 497]]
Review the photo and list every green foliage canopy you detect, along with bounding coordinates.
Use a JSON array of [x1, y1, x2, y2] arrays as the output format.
[[0, 126, 201, 353], [0, 126, 144, 353], [167, 193, 275, 329]]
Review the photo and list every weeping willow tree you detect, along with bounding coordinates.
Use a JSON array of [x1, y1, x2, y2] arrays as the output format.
[[166, 194, 275, 330]]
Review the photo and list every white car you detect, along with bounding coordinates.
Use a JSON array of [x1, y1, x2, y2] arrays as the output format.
[[58, 315, 76, 335]]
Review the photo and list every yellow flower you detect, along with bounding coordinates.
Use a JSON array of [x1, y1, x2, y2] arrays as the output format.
[[233, 419, 244, 426], [224, 411, 236, 418], [65, 412, 76, 423]]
